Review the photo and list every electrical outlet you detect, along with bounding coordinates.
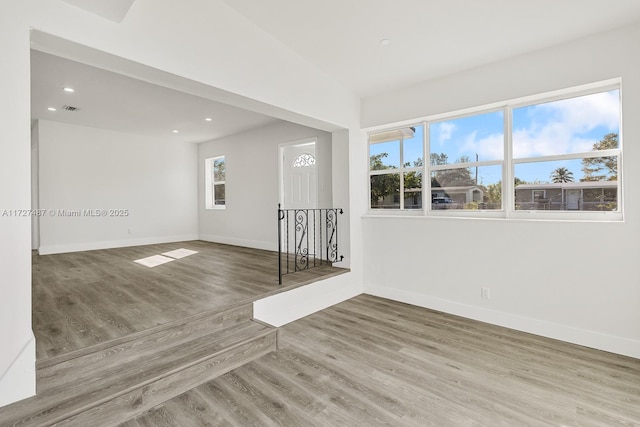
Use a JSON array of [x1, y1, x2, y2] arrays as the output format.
[[481, 287, 490, 299]]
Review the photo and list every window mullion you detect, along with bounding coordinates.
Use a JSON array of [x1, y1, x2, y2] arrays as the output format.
[[424, 121, 430, 215], [505, 106, 514, 217], [399, 135, 405, 210]]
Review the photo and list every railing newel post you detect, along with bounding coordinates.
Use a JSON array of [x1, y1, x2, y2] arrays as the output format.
[[278, 203, 282, 285]]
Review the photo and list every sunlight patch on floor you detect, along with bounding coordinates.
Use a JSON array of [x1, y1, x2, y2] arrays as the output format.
[[162, 248, 198, 259], [134, 254, 175, 268], [134, 248, 198, 267]]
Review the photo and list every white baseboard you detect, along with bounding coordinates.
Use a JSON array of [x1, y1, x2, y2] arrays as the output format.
[[38, 234, 199, 255], [0, 333, 35, 408], [199, 234, 276, 252], [254, 272, 362, 327], [365, 284, 640, 360]]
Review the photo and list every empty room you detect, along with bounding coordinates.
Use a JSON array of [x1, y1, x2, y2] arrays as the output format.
[[1, 1, 640, 426]]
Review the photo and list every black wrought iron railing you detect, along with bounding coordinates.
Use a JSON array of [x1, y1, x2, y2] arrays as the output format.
[[277, 204, 344, 285]]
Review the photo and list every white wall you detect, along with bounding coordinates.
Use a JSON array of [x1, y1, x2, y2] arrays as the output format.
[[0, 4, 34, 406], [37, 120, 198, 254], [361, 23, 640, 358], [198, 120, 332, 251], [1, 0, 362, 407]]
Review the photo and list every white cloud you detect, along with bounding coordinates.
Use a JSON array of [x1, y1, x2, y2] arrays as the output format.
[[514, 90, 619, 158], [460, 131, 504, 161], [436, 122, 456, 146]]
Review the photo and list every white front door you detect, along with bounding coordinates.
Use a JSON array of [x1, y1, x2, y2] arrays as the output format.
[[281, 142, 317, 210], [566, 190, 580, 210]]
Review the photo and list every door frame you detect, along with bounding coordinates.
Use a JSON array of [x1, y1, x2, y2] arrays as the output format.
[[278, 137, 318, 208]]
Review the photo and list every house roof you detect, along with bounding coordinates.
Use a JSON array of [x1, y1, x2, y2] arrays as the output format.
[[434, 186, 484, 192], [516, 181, 617, 190]]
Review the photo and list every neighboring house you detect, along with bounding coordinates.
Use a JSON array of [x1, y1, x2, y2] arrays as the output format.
[[515, 181, 618, 211], [432, 186, 484, 207], [371, 185, 483, 210]]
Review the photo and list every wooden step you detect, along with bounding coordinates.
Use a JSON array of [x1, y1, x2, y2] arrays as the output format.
[[37, 303, 254, 392], [0, 305, 277, 427]]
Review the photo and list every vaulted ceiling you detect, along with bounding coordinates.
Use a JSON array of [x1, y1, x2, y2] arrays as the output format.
[[222, 0, 640, 97], [31, 1, 640, 141]]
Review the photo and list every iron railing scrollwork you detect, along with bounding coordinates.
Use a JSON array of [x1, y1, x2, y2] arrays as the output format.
[[278, 204, 344, 284]]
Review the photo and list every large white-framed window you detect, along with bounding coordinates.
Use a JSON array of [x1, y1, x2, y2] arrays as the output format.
[[367, 80, 622, 221], [205, 155, 225, 209]]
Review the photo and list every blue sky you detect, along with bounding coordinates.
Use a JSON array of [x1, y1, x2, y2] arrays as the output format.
[[371, 90, 620, 185]]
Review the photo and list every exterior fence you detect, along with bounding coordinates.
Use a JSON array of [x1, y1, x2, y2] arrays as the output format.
[[277, 205, 344, 285]]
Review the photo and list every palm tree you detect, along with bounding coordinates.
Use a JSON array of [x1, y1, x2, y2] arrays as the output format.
[[550, 167, 574, 183]]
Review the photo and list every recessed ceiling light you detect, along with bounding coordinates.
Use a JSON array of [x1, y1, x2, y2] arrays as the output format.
[[63, 87, 75, 93], [47, 107, 57, 111], [380, 38, 391, 47], [205, 117, 212, 122], [172, 130, 179, 133]]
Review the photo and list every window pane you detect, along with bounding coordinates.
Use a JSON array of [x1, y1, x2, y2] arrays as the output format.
[[431, 165, 502, 210], [515, 156, 617, 186], [404, 171, 422, 209], [404, 125, 424, 168], [430, 110, 504, 165], [370, 140, 400, 170], [515, 159, 618, 211], [370, 173, 400, 209], [513, 90, 620, 158], [214, 183, 225, 205], [213, 158, 225, 181]]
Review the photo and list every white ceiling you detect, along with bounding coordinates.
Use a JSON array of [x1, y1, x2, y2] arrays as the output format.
[[31, 2, 640, 141], [222, 0, 640, 98], [60, 0, 136, 23], [31, 50, 279, 143]]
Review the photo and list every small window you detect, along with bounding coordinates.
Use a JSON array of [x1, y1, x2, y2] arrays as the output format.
[[205, 156, 225, 209], [293, 153, 316, 167], [533, 190, 545, 201]]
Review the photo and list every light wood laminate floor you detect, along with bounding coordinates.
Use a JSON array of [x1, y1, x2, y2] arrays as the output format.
[[33, 240, 345, 360], [124, 294, 640, 427]]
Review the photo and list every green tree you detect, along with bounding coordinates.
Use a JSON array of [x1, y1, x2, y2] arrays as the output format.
[[370, 152, 391, 171], [581, 133, 618, 181], [430, 152, 448, 166], [432, 155, 474, 188], [370, 153, 399, 206], [550, 167, 574, 183], [485, 181, 502, 207], [213, 158, 225, 181], [403, 158, 423, 190]]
